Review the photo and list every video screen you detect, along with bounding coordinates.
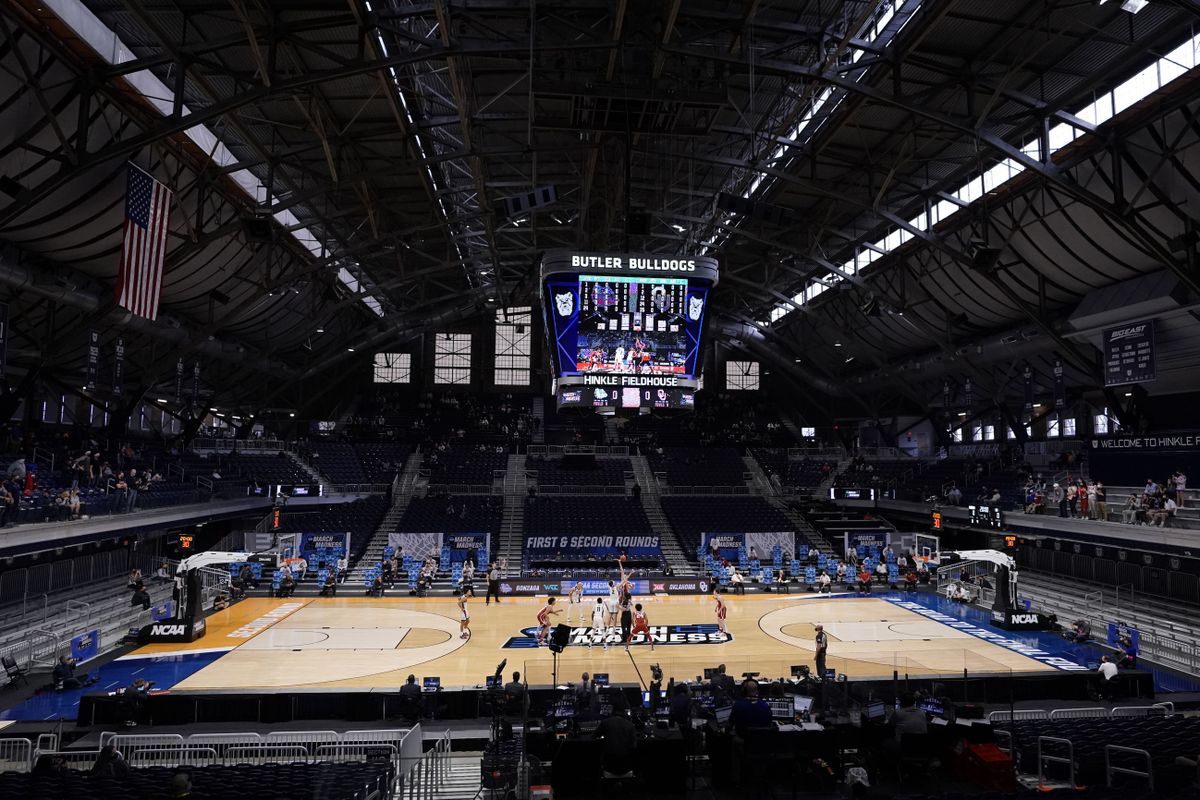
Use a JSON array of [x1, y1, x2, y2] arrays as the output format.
[[576, 276, 690, 375], [545, 273, 709, 379]]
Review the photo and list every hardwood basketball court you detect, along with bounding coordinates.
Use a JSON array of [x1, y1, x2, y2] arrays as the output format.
[[131, 592, 1058, 692]]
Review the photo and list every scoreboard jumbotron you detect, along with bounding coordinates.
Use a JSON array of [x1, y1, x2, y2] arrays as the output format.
[[540, 250, 719, 411]]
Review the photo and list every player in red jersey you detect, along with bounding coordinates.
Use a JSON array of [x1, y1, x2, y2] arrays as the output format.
[[536, 596, 561, 645], [629, 602, 654, 652], [714, 587, 728, 636]]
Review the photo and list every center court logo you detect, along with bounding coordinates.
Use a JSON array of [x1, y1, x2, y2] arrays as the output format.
[[502, 623, 730, 649]]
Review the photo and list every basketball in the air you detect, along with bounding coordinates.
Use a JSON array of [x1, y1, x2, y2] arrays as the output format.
[[619, 555, 627, 563]]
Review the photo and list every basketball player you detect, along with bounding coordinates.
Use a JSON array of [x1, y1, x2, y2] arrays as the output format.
[[590, 597, 608, 650], [629, 603, 654, 652], [457, 590, 470, 640], [460, 560, 476, 598], [714, 587, 728, 636], [565, 581, 584, 625], [604, 579, 620, 631], [618, 587, 634, 652], [536, 596, 562, 646]]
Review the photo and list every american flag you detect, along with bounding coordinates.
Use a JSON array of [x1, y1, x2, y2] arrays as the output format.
[[115, 164, 171, 321]]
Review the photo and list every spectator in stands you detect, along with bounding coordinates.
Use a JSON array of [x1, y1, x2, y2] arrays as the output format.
[[728, 567, 745, 594], [1094, 482, 1107, 521], [1153, 495, 1178, 527], [336, 554, 348, 583], [1144, 477, 1158, 496], [91, 744, 128, 778], [127, 568, 143, 590], [0, 482, 14, 527], [874, 560, 888, 585], [381, 558, 394, 587], [213, 592, 229, 611], [773, 568, 789, 594], [6, 456, 25, 481], [818, 570, 832, 593], [946, 483, 962, 505], [278, 572, 296, 598], [154, 563, 171, 583], [1077, 482, 1089, 519], [238, 563, 258, 589], [1122, 493, 1141, 524], [52, 655, 96, 690], [711, 663, 736, 703], [1053, 483, 1066, 517], [367, 574, 384, 597], [1063, 619, 1091, 643], [1066, 483, 1079, 517], [1097, 655, 1119, 700], [131, 584, 151, 610], [889, 693, 928, 742], [729, 678, 772, 736], [857, 566, 872, 595], [903, 570, 918, 593], [320, 571, 337, 596], [169, 771, 192, 798], [1117, 634, 1138, 668], [1172, 470, 1188, 507]]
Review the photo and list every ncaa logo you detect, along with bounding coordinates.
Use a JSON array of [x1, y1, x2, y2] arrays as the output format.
[[151, 624, 185, 636], [555, 292, 574, 317]]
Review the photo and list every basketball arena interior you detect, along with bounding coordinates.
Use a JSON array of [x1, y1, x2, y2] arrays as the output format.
[[1, 1, 1199, 798]]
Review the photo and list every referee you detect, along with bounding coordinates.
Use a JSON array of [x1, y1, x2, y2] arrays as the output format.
[[814, 624, 828, 678], [485, 562, 501, 605]]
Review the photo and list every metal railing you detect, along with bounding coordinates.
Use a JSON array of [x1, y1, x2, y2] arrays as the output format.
[[786, 447, 844, 459], [424, 483, 496, 495], [1106, 745, 1153, 791], [535, 484, 626, 496], [1037, 736, 1075, 789], [527, 444, 630, 457], [0, 738, 32, 773], [404, 730, 451, 800], [987, 709, 1049, 723], [325, 483, 392, 495], [659, 485, 751, 495], [192, 438, 287, 454]]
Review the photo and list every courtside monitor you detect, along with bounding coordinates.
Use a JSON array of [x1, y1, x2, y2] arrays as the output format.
[[793, 696, 814, 715], [714, 706, 733, 725], [486, 675, 501, 689], [423, 677, 441, 692], [541, 250, 718, 411], [865, 701, 887, 721], [593, 673, 610, 686]]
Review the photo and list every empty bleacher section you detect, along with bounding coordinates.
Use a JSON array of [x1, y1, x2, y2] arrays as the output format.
[[398, 495, 503, 536], [424, 444, 508, 487], [523, 496, 663, 574], [752, 449, 836, 492], [997, 714, 1200, 792], [542, 406, 605, 445], [659, 496, 793, 555], [647, 446, 749, 488], [529, 454, 630, 490], [0, 727, 419, 799], [301, 442, 412, 485], [0, 554, 173, 674]]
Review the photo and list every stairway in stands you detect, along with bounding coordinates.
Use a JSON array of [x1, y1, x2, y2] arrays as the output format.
[[430, 752, 483, 800], [530, 396, 546, 444], [498, 454, 528, 574], [742, 453, 778, 496], [286, 449, 329, 489], [765, 494, 836, 556], [631, 454, 696, 575], [348, 452, 423, 582]]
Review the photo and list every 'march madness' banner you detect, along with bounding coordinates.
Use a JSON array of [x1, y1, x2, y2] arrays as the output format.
[[388, 532, 489, 565]]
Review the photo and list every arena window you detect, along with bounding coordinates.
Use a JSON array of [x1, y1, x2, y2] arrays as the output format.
[[434, 333, 472, 385], [984, 424, 995, 441], [1047, 414, 1060, 438], [726, 360, 760, 391], [494, 307, 531, 386], [1062, 417, 1076, 437], [373, 352, 411, 384], [951, 427, 963, 443], [971, 424, 983, 442], [801, 426, 816, 438]]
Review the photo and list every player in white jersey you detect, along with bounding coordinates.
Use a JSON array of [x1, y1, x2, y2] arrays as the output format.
[[590, 597, 608, 650], [604, 579, 620, 631], [565, 582, 584, 625], [457, 590, 470, 640]]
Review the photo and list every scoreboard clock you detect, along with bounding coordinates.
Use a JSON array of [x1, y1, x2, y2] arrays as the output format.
[[968, 504, 1004, 528]]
